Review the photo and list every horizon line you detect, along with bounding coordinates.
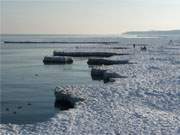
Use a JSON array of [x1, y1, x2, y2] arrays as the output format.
[[1, 29, 180, 36]]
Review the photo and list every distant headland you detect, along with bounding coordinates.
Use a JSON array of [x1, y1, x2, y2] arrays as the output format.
[[123, 30, 180, 36]]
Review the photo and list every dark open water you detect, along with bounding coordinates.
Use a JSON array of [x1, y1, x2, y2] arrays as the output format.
[[0, 35, 101, 124]]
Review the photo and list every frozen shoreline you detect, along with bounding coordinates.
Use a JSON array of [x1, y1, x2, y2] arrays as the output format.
[[1, 35, 180, 134]]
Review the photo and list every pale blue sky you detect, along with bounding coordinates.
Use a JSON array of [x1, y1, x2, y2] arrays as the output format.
[[1, 0, 180, 34]]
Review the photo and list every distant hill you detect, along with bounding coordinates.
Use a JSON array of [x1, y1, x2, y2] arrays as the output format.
[[123, 30, 180, 36]]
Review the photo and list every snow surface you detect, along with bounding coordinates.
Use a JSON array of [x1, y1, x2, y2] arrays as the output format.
[[1, 36, 180, 135]]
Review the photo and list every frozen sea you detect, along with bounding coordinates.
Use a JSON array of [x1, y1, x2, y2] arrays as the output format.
[[0, 34, 180, 134]]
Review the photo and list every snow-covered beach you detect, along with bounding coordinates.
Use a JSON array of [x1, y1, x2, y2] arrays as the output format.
[[1, 35, 180, 134]]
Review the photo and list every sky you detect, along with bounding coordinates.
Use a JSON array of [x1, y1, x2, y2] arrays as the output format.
[[1, 0, 180, 34]]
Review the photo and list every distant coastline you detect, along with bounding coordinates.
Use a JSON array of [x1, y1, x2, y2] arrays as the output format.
[[123, 30, 180, 36]]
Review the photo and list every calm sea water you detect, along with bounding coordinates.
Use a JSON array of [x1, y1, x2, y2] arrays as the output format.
[[0, 35, 103, 124]]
